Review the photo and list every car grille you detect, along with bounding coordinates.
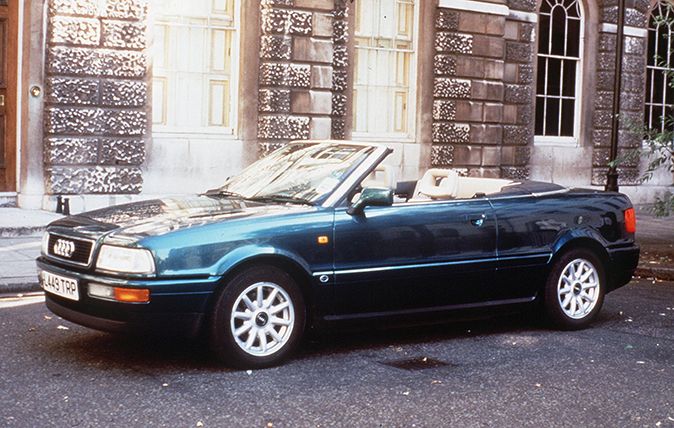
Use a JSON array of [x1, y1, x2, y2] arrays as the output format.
[[47, 233, 95, 266]]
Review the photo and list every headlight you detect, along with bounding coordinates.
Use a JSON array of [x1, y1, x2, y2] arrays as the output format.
[[41, 232, 50, 255], [96, 245, 156, 274]]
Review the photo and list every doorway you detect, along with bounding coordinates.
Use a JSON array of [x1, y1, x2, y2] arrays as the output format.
[[0, 0, 17, 192]]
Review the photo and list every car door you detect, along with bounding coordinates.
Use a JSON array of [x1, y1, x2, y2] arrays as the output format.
[[329, 199, 497, 318]]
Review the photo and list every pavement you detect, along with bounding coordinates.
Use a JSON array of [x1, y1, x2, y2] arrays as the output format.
[[0, 206, 672, 293]]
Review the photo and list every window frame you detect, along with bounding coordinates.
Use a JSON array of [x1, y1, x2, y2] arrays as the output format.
[[534, 0, 585, 147], [644, 0, 674, 136], [351, 0, 421, 143], [150, 0, 242, 138]]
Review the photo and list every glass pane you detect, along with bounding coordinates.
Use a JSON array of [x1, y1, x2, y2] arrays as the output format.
[[540, 0, 552, 14], [561, 99, 575, 136], [545, 98, 560, 136], [537, 57, 546, 95], [648, 28, 657, 65], [547, 57, 562, 96], [535, 97, 545, 135], [562, 59, 577, 97], [551, 6, 567, 56], [566, 18, 580, 57]]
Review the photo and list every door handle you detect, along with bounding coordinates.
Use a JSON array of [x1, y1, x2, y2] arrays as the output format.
[[469, 214, 486, 227]]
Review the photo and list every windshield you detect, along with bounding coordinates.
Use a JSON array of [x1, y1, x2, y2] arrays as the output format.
[[217, 143, 375, 205]]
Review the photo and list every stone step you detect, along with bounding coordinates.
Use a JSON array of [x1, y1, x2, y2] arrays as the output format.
[[0, 192, 17, 208]]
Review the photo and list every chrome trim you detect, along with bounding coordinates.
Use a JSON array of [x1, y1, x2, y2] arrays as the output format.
[[44, 232, 97, 267], [321, 145, 392, 208]]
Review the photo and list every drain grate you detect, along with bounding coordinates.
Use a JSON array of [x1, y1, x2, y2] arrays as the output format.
[[381, 356, 452, 371]]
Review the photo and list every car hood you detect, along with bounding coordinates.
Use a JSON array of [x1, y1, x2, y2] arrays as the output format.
[[48, 195, 312, 242]]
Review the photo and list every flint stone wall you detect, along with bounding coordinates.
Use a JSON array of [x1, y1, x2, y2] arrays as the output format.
[[44, 0, 148, 194]]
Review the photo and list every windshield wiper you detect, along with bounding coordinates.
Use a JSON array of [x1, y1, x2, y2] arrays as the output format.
[[201, 189, 247, 199], [248, 195, 314, 206]]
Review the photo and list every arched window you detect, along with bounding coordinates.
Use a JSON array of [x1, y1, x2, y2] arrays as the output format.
[[535, 0, 584, 142], [645, 1, 674, 132]]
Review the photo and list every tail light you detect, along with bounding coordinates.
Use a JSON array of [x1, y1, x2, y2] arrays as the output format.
[[624, 207, 636, 234]]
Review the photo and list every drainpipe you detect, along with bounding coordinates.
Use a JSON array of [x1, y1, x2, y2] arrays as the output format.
[[605, 0, 626, 192]]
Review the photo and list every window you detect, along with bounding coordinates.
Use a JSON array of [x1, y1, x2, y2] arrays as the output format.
[[645, 1, 674, 133], [535, 0, 583, 143], [151, 0, 238, 134], [353, 0, 417, 140]]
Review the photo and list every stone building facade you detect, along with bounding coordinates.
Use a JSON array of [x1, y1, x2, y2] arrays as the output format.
[[2, 0, 672, 210]]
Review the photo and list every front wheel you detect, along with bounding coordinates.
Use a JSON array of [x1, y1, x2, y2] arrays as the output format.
[[543, 249, 605, 330], [210, 265, 305, 368]]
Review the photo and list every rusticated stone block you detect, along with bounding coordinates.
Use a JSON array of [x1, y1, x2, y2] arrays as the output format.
[[49, 0, 99, 16], [435, 32, 473, 54], [504, 84, 531, 104], [291, 90, 332, 114], [259, 89, 291, 113], [433, 123, 470, 143], [598, 33, 616, 52], [50, 16, 100, 46], [101, 80, 147, 106], [260, 35, 293, 60], [47, 47, 146, 78], [104, 0, 147, 20], [593, 110, 613, 130], [46, 77, 99, 105], [332, 93, 347, 116], [436, 9, 459, 31], [45, 138, 99, 164], [456, 101, 483, 122], [331, 69, 347, 91], [519, 23, 535, 42], [434, 54, 457, 76], [624, 36, 645, 55], [457, 12, 505, 36], [622, 55, 645, 75], [456, 57, 486, 79], [333, 20, 348, 44], [515, 103, 533, 125], [261, 0, 294, 5], [618, 129, 642, 148], [484, 103, 502, 122], [598, 52, 616, 70], [431, 144, 454, 166], [258, 115, 310, 140], [434, 78, 471, 98], [261, 8, 312, 36], [45, 107, 147, 136], [505, 41, 531, 63], [102, 20, 146, 49], [509, 0, 536, 12], [331, 118, 346, 139], [100, 138, 145, 165], [433, 100, 456, 121], [293, 37, 333, 63], [503, 125, 533, 145], [485, 59, 504, 80], [596, 71, 615, 91], [591, 167, 639, 186], [312, 66, 333, 89], [47, 166, 142, 194], [501, 146, 530, 166], [310, 117, 332, 139], [619, 92, 644, 112], [470, 124, 502, 144], [518, 64, 534, 84], [333, 44, 348, 68], [501, 166, 530, 180], [593, 129, 612, 148], [621, 72, 646, 94], [259, 63, 311, 88], [482, 146, 501, 166], [296, 0, 334, 10]]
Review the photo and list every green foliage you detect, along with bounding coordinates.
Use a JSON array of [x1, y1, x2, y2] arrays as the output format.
[[653, 191, 674, 217]]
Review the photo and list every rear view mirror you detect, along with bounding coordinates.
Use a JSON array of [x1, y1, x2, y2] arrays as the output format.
[[347, 187, 393, 216]]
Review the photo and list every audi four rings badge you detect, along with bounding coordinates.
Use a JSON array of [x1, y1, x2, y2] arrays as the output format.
[[53, 239, 76, 258]]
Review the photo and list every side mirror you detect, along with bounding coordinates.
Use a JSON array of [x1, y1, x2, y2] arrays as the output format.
[[347, 187, 393, 216]]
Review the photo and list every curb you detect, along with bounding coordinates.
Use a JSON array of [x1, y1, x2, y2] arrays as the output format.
[[0, 279, 41, 294], [0, 226, 46, 238], [635, 265, 674, 281]]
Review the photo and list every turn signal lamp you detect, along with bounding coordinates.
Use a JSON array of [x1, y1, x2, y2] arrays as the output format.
[[89, 283, 150, 303], [624, 208, 636, 234]]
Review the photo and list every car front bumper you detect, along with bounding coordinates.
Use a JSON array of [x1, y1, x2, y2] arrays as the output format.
[[37, 258, 220, 337]]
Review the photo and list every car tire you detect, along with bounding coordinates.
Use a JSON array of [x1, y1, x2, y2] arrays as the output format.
[[210, 265, 305, 369], [543, 248, 606, 330]]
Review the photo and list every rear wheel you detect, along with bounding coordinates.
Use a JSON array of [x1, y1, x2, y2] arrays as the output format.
[[210, 265, 305, 368], [543, 249, 605, 330]]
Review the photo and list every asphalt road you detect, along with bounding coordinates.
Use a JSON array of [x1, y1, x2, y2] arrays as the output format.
[[1, 279, 673, 427]]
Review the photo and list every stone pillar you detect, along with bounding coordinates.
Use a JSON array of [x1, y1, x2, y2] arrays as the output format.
[[44, 0, 148, 195], [591, 0, 649, 186], [258, 0, 340, 155], [431, 6, 508, 178]]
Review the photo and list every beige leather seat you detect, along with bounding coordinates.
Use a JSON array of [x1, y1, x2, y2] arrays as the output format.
[[412, 168, 459, 200], [454, 177, 516, 199]]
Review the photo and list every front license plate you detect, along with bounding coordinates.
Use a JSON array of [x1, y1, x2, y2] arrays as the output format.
[[41, 271, 79, 301]]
